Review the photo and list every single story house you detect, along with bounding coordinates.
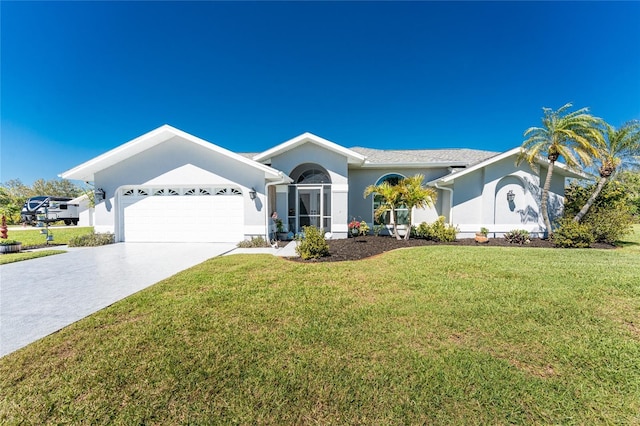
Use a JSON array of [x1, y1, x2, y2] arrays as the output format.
[[60, 124, 583, 242]]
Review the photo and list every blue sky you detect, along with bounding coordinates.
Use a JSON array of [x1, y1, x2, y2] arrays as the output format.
[[2, 1, 639, 185]]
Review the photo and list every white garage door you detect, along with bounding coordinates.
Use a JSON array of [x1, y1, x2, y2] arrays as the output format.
[[121, 186, 244, 242]]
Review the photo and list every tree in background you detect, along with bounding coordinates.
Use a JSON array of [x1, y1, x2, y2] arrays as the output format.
[[617, 171, 640, 218], [0, 178, 83, 224], [31, 178, 82, 198], [517, 103, 602, 237], [0, 180, 31, 224], [0, 187, 21, 224], [573, 120, 640, 222], [563, 180, 634, 244]]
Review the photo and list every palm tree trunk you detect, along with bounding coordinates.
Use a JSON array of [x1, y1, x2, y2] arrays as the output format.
[[391, 209, 402, 240], [540, 161, 555, 238], [573, 176, 607, 222], [403, 208, 412, 240]]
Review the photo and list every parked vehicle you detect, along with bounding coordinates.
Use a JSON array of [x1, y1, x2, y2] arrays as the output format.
[[21, 196, 80, 226]]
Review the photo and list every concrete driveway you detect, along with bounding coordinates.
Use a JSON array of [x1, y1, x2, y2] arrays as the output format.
[[0, 243, 236, 357]]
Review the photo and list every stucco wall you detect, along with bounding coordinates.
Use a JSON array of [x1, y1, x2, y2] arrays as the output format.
[[93, 136, 270, 239], [269, 143, 349, 185], [448, 156, 566, 237], [347, 167, 447, 227]]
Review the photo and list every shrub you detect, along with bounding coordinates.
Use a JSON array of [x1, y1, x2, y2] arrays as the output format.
[[564, 180, 634, 242], [237, 236, 269, 248], [553, 219, 594, 248], [373, 224, 384, 236], [504, 229, 530, 245], [68, 232, 115, 247], [295, 226, 329, 260], [0, 239, 20, 246], [583, 208, 633, 244], [413, 217, 457, 242]]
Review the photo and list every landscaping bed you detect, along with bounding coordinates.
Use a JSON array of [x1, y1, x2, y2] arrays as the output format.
[[292, 235, 615, 262]]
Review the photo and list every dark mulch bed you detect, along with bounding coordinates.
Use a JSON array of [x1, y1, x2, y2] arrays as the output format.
[[291, 235, 615, 262]]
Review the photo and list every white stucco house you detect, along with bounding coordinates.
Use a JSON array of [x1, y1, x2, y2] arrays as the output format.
[[59, 124, 583, 242]]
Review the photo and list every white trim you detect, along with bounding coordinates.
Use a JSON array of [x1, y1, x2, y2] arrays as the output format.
[[427, 147, 588, 185], [253, 132, 366, 165], [60, 124, 284, 182]]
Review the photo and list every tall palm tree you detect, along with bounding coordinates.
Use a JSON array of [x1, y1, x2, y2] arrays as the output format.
[[397, 174, 437, 240], [364, 181, 403, 239], [517, 103, 602, 237], [573, 120, 640, 222]]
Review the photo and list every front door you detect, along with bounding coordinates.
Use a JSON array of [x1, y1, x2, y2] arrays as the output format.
[[298, 187, 321, 228]]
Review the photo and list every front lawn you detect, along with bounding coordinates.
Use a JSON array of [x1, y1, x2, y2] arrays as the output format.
[[1, 229, 639, 424], [0, 250, 67, 265], [3, 226, 94, 248]]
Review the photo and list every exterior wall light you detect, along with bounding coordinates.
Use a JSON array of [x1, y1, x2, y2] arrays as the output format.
[[506, 190, 515, 202], [95, 188, 106, 201], [249, 188, 257, 200]]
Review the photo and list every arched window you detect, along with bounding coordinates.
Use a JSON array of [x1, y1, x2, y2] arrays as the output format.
[[289, 164, 331, 184], [372, 173, 409, 225], [375, 173, 404, 187]]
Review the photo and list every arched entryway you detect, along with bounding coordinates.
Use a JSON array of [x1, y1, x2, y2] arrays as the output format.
[[287, 163, 332, 233]]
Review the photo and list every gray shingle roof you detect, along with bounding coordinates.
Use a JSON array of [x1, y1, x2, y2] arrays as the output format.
[[349, 147, 499, 166], [239, 146, 501, 167]]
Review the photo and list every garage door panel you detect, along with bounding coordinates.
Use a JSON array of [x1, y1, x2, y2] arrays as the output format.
[[121, 187, 244, 242]]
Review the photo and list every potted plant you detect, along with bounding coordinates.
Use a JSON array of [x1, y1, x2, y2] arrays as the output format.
[[475, 227, 489, 243], [348, 219, 360, 238], [275, 218, 289, 240], [0, 215, 21, 253], [0, 239, 22, 254]]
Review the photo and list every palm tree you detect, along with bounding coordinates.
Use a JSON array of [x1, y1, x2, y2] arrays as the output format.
[[573, 120, 640, 222], [364, 181, 403, 239], [517, 103, 602, 237], [397, 174, 437, 240]]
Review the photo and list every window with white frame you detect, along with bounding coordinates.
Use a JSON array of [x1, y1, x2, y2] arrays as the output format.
[[372, 173, 409, 225]]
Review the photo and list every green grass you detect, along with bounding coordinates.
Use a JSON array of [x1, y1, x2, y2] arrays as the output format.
[[0, 250, 66, 265], [0, 227, 94, 264], [616, 223, 640, 252], [5, 226, 94, 247], [1, 228, 639, 424]]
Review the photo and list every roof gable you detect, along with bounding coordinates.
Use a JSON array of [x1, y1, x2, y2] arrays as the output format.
[[427, 147, 588, 185], [253, 132, 366, 164], [60, 125, 286, 182]]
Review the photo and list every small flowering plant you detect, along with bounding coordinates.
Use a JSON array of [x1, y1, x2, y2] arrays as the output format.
[[348, 219, 360, 237], [358, 220, 370, 236]]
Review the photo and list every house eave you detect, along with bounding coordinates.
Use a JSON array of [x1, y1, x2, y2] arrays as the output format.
[[253, 132, 366, 165], [427, 147, 590, 186], [59, 124, 284, 182]]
